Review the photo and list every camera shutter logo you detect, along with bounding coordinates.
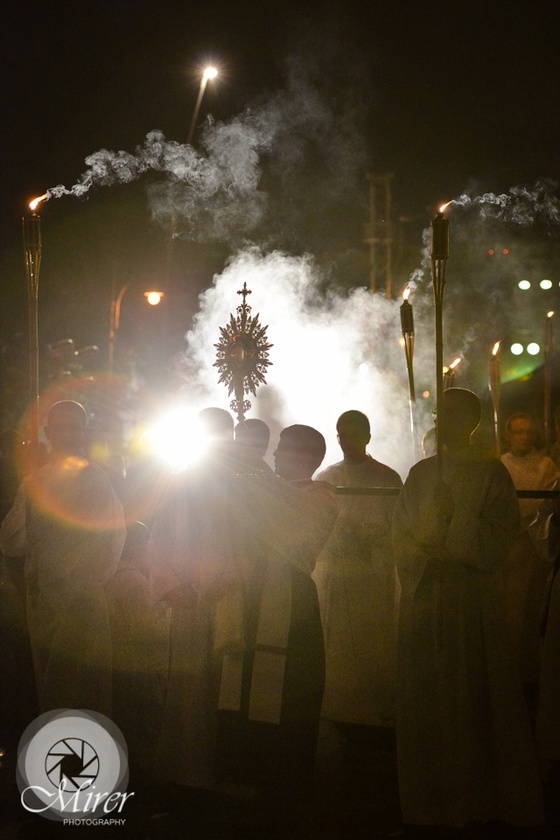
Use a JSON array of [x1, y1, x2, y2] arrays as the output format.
[[17, 709, 130, 821]]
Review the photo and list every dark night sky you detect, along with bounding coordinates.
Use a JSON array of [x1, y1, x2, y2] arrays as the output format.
[[1, 0, 560, 414], [3, 0, 558, 214]]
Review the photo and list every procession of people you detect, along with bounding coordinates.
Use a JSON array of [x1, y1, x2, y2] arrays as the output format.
[[1, 393, 560, 838]]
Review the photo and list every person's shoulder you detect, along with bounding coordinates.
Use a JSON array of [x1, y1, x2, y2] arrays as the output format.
[[367, 457, 403, 486], [315, 461, 344, 482]]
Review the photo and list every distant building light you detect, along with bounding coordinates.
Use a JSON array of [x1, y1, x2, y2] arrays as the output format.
[[518, 280, 531, 290], [502, 248, 509, 255], [511, 343, 524, 355], [540, 279, 553, 290], [527, 343, 540, 355]]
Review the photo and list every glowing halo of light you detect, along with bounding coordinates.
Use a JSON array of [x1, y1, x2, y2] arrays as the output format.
[[527, 342, 540, 356], [144, 290, 164, 306], [540, 279, 553, 290], [24, 455, 128, 531], [518, 280, 531, 290], [203, 66, 218, 81], [510, 343, 524, 356], [144, 406, 211, 472]]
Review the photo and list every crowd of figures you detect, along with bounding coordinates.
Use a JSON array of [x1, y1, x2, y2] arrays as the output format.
[[1, 393, 560, 838]]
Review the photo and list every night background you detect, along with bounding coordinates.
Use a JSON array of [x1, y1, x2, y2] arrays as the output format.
[[2, 0, 560, 472]]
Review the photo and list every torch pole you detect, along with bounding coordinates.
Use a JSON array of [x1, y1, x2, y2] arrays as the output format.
[[22, 209, 42, 471], [400, 294, 419, 460], [544, 311, 555, 452], [488, 343, 501, 456], [430, 209, 450, 479]]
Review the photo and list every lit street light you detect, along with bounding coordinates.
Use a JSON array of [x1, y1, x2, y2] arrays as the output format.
[[108, 284, 164, 373], [187, 66, 218, 145]]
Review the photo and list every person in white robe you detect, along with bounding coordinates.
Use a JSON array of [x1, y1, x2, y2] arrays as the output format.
[[528, 480, 560, 825], [500, 412, 559, 691], [0, 400, 126, 715], [313, 409, 402, 728], [393, 388, 543, 831], [151, 409, 336, 807]]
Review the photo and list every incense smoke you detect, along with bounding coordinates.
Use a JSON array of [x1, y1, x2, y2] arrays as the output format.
[[35, 38, 559, 465], [42, 44, 369, 250], [176, 247, 439, 479], [451, 178, 560, 226]]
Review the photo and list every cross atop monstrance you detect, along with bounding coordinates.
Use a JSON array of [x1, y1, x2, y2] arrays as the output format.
[[214, 282, 273, 422]]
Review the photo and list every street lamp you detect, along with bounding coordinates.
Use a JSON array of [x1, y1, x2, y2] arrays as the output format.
[[108, 285, 164, 373], [187, 66, 218, 145]]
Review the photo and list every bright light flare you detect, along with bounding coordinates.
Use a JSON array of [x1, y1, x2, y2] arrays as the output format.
[[203, 66, 218, 81], [29, 194, 48, 212], [492, 341, 501, 357], [144, 407, 209, 472], [144, 291, 164, 306]]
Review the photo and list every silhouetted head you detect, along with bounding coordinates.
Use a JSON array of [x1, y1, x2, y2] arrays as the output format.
[[336, 410, 371, 463], [44, 401, 88, 456], [234, 418, 271, 459], [274, 424, 327, 480], [439, 388, 481, 452]]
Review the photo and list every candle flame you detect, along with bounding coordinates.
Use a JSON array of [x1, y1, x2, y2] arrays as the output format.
[[29, 194, 48, 212], [450, 357, 461, 370], [492, 341, 501, 356], [439, 200, 452, 214], [547, 310, 555, 319], [402, 286, 411, 302]]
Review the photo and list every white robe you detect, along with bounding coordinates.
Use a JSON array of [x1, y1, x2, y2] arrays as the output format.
[[528, 487, 560, 760], [393, 450, 543, 828], [313, 455, 402, 725], [0, 459, 126, 715], [151, 457, 335, 793], [500, 449, 559, 682]]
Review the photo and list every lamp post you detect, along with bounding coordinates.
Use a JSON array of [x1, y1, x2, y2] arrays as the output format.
[[187, 66, 218, 145], [430, 203, 450, 476], [108, 284, 164, 373]]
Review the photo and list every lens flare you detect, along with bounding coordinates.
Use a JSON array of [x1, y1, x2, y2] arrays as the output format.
[[144, 407, 210, 472]]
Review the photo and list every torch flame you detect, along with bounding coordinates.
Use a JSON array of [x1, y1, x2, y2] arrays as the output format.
[[402, 286, 411, 302], [492, 341, 501, 356], [29, 194, 48, 212], [450, 357, 461, 370], [439, 200, 453, 214]]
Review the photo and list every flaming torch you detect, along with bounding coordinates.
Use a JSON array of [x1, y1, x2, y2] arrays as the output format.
[[488, 341, 501, 455], [544, 310, 555, 451], [22, 194, 47, 468], [443, 357, 461, 390], [430, 202, 451, 474], [400, 286, 418, 459]]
